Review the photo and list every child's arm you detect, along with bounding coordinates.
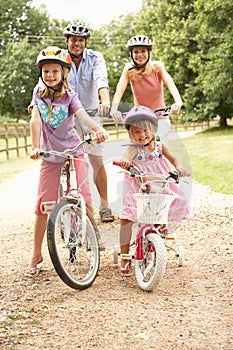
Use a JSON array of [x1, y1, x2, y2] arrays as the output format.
[[162, 143, 190, 176], [30, 105, 42, 160], [119, 145, 138, 169], [76, 107, 108, 143]]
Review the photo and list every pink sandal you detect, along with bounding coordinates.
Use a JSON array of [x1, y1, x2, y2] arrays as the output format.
[[24, 263, 42, 277]]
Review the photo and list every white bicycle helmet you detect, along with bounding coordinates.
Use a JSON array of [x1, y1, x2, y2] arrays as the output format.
[[63, 22, 90, 38], [127, 35, 152, 51], [124, 106, 158, 130]]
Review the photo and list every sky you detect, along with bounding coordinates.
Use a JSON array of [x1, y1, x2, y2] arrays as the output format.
[[32, 0, 142, 29]]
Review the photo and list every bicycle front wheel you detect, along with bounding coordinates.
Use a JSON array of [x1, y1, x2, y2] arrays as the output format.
[[47, 199, 100, 290], [135, 233, 167, 292]]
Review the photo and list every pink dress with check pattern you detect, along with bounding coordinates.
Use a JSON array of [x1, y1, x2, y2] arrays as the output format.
[[120, 141, 191, 222]]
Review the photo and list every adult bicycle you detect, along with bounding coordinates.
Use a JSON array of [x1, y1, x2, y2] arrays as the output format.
[[39, 135, 100, 290]]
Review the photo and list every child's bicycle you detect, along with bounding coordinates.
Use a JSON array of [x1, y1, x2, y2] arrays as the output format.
[[39, 135, 100, 290], [113, 161, 185, 292]]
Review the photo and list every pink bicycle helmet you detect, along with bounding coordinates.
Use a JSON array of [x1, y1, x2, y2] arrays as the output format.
[[36, 46, 72, 69], [124, 106, 158, 130]]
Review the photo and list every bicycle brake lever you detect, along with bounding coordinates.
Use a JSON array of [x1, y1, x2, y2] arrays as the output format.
[[168, 170, 179, 183]]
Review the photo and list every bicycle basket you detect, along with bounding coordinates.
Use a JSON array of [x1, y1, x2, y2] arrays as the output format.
[[134, 193, 175, 224]]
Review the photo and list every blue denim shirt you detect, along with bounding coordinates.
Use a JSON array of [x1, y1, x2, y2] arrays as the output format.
[[68, 48, 109, 112]]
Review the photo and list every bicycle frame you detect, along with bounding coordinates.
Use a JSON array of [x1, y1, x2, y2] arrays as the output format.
[[113, 161, 179, 257], [39, 136, 93, 245]]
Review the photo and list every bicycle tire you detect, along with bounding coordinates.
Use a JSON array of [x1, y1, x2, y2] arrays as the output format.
[[47, 199, 100, 290], [135, 233, 167, 292]]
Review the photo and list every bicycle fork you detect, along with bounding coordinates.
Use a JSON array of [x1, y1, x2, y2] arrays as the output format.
[[135, 224, 159, 260]]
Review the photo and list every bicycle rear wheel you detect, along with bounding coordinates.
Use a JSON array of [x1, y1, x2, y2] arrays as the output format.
[[135, 233, 166, 292], [47, 199, 100, 290]]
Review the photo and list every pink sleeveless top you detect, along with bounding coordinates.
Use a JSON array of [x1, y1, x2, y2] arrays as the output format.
[[128, 61, 166, 113]]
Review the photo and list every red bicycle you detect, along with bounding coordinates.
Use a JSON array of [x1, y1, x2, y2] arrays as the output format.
[[113, 161, 185, 292]]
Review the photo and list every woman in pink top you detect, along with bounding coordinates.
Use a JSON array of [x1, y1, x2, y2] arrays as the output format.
[[25, 46, 108, 277], [110, 35, 183, 142]]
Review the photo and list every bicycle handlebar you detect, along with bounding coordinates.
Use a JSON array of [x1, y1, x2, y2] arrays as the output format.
[[39, 135, 95, 158], [118, 105, 185, 121], [112, 160, 179, 183], [154, 105, 185, 117]]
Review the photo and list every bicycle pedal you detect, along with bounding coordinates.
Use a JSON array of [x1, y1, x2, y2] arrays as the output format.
[[165, 233, 176, 241], [99, 246, 106, 251]]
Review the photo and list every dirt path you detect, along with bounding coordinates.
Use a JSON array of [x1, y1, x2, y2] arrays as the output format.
[[0, 182, 232, 349]]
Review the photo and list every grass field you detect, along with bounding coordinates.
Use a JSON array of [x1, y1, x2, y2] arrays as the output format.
[[182, 127, 233, 194], [0, 127, 232, 194]]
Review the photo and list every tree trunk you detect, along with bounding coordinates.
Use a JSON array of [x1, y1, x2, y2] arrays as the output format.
[[219, 115, 227, 127]]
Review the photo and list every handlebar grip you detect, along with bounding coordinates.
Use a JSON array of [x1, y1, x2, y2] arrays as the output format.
[[39, 151, 50, 158], [112, 160, 121, 166], [113, 160, 135, 174]]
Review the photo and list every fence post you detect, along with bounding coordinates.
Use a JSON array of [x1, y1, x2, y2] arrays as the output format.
[[4, 124, 9, 160], [15, 124, 20, 157], [23, 124, 28, 154]]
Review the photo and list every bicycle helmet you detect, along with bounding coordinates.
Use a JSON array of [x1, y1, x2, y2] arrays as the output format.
[[124, 106, 158, 130], [36, 46, 72, 69], [127, 35, 152, 51], [63, 22, 90, 38]]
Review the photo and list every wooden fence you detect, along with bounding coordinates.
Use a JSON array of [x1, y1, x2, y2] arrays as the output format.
[[0, 123, 30, 160], [0, 119, 212, 160]]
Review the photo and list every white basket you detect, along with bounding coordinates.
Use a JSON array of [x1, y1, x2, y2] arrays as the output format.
[[134, 193, 175, 224]]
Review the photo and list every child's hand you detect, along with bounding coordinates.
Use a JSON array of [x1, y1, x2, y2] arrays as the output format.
[[93, 127, 108, 143], [30, 147, 41, 160], [119, 159, 131, 170], [177, 167, 191, 177]]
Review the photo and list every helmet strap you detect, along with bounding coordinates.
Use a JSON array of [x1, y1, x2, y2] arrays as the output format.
[[143, 135, 155, 147], [68, 49, 83, 60]]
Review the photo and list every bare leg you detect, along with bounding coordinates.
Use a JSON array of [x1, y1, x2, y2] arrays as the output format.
[[88, 154, 114, 222], [120, 219, 133, 253], [120, 219, 133, 275], [28, 214, 48, 269], [88, 154, 108, 209]]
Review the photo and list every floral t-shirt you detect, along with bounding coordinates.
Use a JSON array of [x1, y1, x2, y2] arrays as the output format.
[[31, 85, 83, 162]]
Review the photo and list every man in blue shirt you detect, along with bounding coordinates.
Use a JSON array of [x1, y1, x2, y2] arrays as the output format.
[[64, 22, 114, 223]]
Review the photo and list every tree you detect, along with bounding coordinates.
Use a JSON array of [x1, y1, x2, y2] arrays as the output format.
[[0, 0, 52, 120], [0, 38, 39, 120], [90, 14, 139, 110], [0, 0, 51, 49], [136, 0, 198, 121], [190, 0, 233, 126]]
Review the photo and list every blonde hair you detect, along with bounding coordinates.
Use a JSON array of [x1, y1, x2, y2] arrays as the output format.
[[40, 66, 73, 100], [128, 60, 161, 80], [127, 119, 158, 143]]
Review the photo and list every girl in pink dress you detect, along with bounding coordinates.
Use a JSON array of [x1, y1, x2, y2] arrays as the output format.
[[118, 106, 191, 276]]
